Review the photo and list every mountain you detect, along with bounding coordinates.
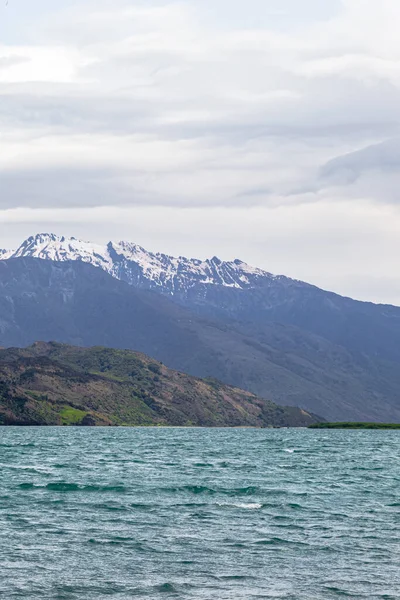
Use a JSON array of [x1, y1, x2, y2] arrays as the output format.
[[5, 235, 400, 364], [4, 233, 285, 294], [5, 232, 400, 363], [0, 342, 318, 427], [1, 257, 400, 422]]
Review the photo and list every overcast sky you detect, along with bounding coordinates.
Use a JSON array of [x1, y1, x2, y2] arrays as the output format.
[[1, 0, 400, 303]]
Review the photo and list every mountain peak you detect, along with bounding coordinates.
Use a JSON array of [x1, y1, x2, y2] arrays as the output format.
[[12, 234, 111, 268], [23, 233, 67, 246], [0, 233, 282, 295]]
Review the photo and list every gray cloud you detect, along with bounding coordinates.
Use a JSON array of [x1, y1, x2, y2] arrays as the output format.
[[320, 138, 400, 184], [2, 1, 400, 303], [317, 138, 400, 205], [1, 1, 400, 212], [0, 166, 140, 209]]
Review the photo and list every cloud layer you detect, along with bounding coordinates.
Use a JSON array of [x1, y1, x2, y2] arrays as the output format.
[[1, 0, 400, 303]]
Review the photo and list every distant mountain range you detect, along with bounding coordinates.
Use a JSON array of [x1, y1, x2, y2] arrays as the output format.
[[1, 233, 400, 423], [0, 342, 317, 427]]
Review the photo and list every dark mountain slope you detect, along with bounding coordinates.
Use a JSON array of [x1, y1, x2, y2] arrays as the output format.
[[0, 257, 209, 365], [5, 234, 400, 365], [0, 342, 317, 427], [5, 233, 400, 363], [0, 258, 400, 422], [173, 280, 400, 364]]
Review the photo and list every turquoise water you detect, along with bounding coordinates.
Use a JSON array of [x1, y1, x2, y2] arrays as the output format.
[[0, 428, 399, 599]]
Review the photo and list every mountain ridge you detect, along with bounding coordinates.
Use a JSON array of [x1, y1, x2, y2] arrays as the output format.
[[3, 233, 397, 310], [8, 233, 400, 368], [1, 232, 296, 297]]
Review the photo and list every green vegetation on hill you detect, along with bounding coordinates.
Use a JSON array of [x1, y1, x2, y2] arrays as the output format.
[[0, 342, 319, 428], [309, 422, 400, 429]]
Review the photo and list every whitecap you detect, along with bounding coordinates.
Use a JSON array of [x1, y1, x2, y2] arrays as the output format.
[[235, 503, 262, 510], [218, 502, 262, 510]]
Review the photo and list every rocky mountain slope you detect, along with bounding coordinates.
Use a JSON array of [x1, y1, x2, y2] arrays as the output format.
[[0, 258, 400, 422], [2, 233, 289, 295], [0, 342, 318, 427]]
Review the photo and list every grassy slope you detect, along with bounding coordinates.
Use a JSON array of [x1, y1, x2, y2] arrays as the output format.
[[0, 342, 318, 427]]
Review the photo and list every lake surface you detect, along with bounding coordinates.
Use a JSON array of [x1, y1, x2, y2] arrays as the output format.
[[0, 427, 398, 599]]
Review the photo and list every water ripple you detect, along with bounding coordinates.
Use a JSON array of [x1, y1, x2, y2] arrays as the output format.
[[0, 427, 398, 599]]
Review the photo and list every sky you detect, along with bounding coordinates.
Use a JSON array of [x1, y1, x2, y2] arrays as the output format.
[[1, 0, 400, 304]]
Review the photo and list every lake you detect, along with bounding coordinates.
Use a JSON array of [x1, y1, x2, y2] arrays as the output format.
[[0, 427, 398, 599]]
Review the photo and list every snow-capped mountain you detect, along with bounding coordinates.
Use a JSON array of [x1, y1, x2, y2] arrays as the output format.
[[1, 233, 286, 296], [11, 233, 112, 270]]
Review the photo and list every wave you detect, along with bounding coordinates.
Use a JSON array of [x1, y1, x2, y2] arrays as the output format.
[[0, 442, 36, 448], [156, 583, 179, 594], [323, 586, 362, 597], [0, 464, 53, 474], [94, 503, 129, 512], [254, 537, 308, 547], [217, 502, 262, 510], [19, 482, 128, 493], [159, 485, 259, 496], [88, 538, 146, 550]]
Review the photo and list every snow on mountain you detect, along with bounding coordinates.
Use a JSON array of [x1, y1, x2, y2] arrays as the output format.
[[11, 234, 112, 269], [0, 233, 283, 295], [0, 249, 12, 260]]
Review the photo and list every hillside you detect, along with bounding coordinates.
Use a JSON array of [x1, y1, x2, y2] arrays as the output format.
[[1, 258, 400, 422], [0, 343, 317, 427]]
